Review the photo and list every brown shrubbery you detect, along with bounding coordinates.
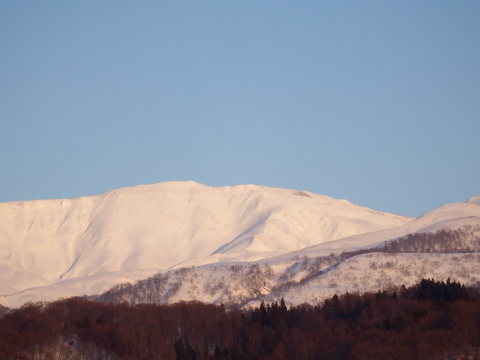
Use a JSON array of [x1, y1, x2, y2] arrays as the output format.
[[1, 279, 480, 359]]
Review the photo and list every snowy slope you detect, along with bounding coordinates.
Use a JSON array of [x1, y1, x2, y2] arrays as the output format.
[[468, 194, 480, 206], [262, 252, 480, 306], [0, 181, 412, 307], [276, 200, 480, 259], [243, 250, 480, 306]]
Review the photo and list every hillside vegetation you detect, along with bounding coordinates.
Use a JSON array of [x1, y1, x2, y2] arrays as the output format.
[[0, 279, 479, 360]]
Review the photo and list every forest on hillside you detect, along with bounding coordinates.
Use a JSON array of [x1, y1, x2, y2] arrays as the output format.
[[0, 279, 479, 360]]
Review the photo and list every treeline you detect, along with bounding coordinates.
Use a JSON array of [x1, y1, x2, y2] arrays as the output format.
[[378, 226, 480, 254], [0, 303, 9, 318], [340, 226, 480, 261], [1, 279, 479, 360]]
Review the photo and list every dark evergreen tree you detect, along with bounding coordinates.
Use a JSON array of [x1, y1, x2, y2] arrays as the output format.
[[174, 338, 188, 360]]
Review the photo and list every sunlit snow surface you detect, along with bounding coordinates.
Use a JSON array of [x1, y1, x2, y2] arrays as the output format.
[[467, 194, 480, 206], [0, 182, 479, 308]]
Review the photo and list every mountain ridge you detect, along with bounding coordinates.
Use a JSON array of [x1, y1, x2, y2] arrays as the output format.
[[0, 181, 414, 307]]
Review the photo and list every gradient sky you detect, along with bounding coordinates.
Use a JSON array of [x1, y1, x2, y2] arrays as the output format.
[[1, 1, 479, 217]]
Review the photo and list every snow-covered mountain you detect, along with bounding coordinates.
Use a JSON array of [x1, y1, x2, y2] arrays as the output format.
[[92, 192, 480, 311], [1, 184, 479, 308], [88, 194, 480, 308], [0, 181, 412, 307]]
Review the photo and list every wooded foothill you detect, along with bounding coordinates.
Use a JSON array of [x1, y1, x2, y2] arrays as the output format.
[[0, 278, 479, 360]]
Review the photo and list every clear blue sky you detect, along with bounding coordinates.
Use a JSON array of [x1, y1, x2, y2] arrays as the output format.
[[1, 1, 479, 217]]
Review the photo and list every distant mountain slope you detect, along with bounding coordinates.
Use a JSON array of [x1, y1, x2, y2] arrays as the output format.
[[279, 200, 480, 258], [0, 181, 412, 306]]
